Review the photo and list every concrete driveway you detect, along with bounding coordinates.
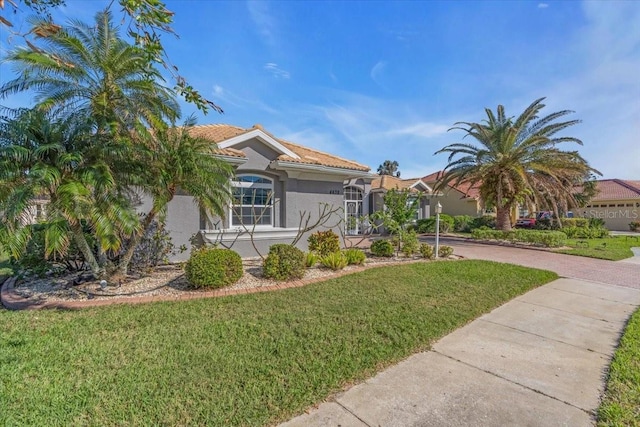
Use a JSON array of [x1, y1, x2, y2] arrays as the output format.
[[281, 240, 640, 427]]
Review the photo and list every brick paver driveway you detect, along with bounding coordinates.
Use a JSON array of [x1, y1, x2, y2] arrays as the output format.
[[435, 237, 640, 289]]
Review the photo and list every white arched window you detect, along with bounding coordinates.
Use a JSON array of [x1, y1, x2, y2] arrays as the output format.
[[231, 175, 273, 227]]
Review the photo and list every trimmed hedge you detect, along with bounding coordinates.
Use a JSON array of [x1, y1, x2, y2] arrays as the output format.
[[471, 229, 567, 247], [416, 214, 455, 233], [562, 226, 609, 239], [185, 248, 243, 289], [263, 244, 305, 281], [560, 218, 589, 228]]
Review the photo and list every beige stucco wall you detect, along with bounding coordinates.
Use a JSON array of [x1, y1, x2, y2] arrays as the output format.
[[578, 199, 640, 231], [428, 188, 482, 217]]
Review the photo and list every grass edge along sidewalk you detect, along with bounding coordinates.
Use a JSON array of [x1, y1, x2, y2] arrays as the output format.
[[597, 306, 640, 426], [0, 260, 556, 426]]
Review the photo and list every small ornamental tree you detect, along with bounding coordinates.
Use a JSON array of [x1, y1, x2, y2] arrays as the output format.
[[372, 188, 422, 254]]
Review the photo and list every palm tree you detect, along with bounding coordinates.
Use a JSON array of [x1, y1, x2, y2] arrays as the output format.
[[0, 109, 138, 277], [112, 117, 234, 277], [377, 160, 400, 177], [0, 9, 180, 131], [435, 98, 599, 231]]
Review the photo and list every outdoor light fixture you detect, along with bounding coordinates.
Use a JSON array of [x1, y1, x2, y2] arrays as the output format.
[[435, 202, 442, 259]]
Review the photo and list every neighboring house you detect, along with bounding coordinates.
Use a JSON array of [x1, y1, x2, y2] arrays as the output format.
[[422, 171, 484, 217], [579, 179, 640, 231], [155, 124, 373, 260], [342, 175, 432, 235]]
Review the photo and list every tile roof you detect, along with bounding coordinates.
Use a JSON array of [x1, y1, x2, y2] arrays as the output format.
[[371, 175, 428, 192], [186, 124, 370, 172], [422, 171, 481, 199], [591, 179, 640, 201]]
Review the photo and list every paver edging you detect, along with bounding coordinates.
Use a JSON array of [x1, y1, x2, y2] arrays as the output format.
[[0, 258, 434, 311]]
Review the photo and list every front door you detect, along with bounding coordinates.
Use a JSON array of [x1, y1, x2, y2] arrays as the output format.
[[345, 200, 362, 235]]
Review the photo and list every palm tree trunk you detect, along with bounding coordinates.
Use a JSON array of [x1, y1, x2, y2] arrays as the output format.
[[496, 206, 513, 231], [112, 207, 159, 279], [69, 222, 103, 278]]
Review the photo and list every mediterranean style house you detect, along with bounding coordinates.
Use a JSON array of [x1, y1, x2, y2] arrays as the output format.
[[342, 175, 433, 235], [422, 171, 484, 217], [153, 124, 375, 260], [579, 179, 640, 231]]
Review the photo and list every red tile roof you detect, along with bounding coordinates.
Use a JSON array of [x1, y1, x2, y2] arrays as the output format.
[[591, 179, 640, 201], [187, 124, 370, 172], [370, 175, 428, 192], [422, 171, 481, 199]]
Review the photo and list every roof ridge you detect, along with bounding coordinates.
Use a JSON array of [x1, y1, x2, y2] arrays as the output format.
[[613, 179, 640, 195], [279, 139, 369, 169]]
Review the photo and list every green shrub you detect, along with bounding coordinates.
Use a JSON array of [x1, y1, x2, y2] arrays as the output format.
[[308, 230, 341, 256], [438, 245, 454, 258], [453, 215, 474, 232], [472, 229, 567, 248], [185, 247, 243, 289], [304, 252, 318, 268], [561, 218, 589, 228], [630, 221, 640, 232], [370, 239, 394, 257], [563, 226, 609, 239], [320, 251, 348, 271], [419, 243, 434, 259], [415, 214, 455, 233], [588, 218, 606, 228], [263, 244, 305, 281], [343, 248, 366, 265], [470, 215, 496, 230], [401, 230, 419, 257]]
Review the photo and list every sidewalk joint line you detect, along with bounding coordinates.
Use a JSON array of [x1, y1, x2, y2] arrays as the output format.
[[516, 299, 624, 324], [431, 350, 596, 418], [334, 400, 373, 427], [478, 318, 612, 356]]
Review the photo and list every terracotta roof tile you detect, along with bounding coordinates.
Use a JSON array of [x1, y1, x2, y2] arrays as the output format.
[[187, 124, 370, 172], [422, 170, 480, 199], [371, 175, 427, 192], [591, 179, 640, 201]]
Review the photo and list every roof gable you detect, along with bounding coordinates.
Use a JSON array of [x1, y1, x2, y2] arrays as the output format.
[[422, 170, 480, 199], [187, 124, 370, 173], [371, 175, 432, 193]]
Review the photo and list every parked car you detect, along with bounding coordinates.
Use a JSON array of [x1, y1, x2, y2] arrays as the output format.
[[515, 217, 536, 228]]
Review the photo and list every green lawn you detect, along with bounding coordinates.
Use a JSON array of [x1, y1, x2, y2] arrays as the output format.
[[556, 236, 640, 261], [0, 260, 557, 426], [598, 307, 640, 426]]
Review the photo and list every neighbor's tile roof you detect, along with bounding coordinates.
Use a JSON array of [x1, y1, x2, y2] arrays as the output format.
[[187, 124, 370, 172], [422, 171, 481, 199], [591, 179, 640, 201], [371, 175, 427, 192]]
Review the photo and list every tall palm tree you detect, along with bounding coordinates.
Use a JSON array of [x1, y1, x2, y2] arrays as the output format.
[[0, 9, 180, 131], [112, 117, 234, 277], [377, 160, 400, 177], [435, 98, 599, 231], [0, 109, 138, 277]]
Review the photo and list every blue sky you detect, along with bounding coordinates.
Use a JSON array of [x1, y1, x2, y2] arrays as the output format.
[[1, 0, 639, 179]]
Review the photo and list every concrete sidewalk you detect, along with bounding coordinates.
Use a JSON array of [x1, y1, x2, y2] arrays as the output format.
[[281, 278, 640, 426]]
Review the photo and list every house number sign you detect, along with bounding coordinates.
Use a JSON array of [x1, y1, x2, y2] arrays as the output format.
[[329, 190, 342, 195]]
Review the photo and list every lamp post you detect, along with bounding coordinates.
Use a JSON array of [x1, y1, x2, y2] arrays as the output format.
[[435, 202, 442, 259]]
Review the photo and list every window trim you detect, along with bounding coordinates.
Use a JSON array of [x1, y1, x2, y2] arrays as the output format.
[[230, 174, 274, 228]]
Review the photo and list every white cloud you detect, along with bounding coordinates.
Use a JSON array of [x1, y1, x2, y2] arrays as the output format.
[[263, 63, 291, 79], [537, 3, 549, 9], [370, 60, 387, 85], [247, 1, 277, 47]]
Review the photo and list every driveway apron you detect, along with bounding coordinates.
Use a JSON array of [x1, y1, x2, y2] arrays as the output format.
[[281, 240, 640, 427]]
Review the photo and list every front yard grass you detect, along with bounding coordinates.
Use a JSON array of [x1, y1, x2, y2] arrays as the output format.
[[0, 260, 557, 426], [598, 307, 640, 426], [557, 236, 640, 261]]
